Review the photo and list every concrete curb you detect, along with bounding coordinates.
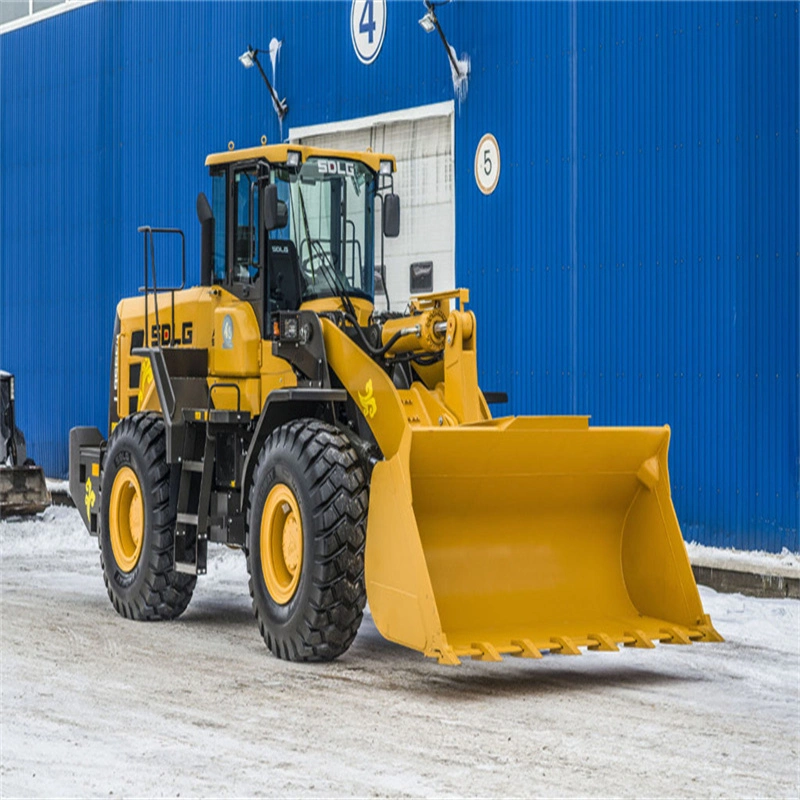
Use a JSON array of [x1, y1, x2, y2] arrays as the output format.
[[691, 564, 799, 600]]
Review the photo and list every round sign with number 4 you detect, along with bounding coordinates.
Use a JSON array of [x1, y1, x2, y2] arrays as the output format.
[[351, 0, 386, 65], [475, 134, 501, 195]]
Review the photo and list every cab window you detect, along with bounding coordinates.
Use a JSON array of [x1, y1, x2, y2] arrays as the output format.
[[234, 169, 259, 282]]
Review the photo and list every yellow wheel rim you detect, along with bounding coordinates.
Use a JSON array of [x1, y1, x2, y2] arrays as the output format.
[[109, 466, 144, 573], [261, 483, 304, 605]]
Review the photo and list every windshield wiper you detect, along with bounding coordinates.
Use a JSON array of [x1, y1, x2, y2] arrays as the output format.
[[296, 184, 316, 284], [310, 239, 358, 320], [295, 182, 358, 318]]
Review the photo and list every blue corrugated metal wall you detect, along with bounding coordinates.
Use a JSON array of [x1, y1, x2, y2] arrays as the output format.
[[1, 0, 797, 552]]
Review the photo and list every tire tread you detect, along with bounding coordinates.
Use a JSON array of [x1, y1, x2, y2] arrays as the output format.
[[246, 418, 367, 662], [100, 412, 196, 621]]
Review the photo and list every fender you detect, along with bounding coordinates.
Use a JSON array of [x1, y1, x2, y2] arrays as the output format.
[[238, 387, 347, 513]]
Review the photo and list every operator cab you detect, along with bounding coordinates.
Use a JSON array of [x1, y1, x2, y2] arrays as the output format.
[[197, 145, 399, 337]]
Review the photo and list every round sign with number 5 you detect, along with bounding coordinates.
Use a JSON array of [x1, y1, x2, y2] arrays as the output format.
[[475, 134, 500, 195], [351, 0, 386, 65]]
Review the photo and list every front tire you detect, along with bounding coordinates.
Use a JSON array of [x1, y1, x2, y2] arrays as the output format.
[[247, 419, 367, 661], [99, 413, 196, 620]]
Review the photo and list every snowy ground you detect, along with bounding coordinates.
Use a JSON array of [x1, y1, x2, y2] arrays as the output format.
[[1, 507, 798, 799]]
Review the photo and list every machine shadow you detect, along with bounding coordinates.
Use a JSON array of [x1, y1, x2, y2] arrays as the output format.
[[179, 601, 255, 628], [346, 615, 710, 698]]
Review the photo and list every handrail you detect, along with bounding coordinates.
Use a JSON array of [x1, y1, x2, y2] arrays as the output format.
[[208, 382, 242, 413], [137, 226, 186, 349]]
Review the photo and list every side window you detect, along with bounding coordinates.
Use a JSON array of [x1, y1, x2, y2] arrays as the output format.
[[234, 170, 259, 281], [211, 173, 226, 281]]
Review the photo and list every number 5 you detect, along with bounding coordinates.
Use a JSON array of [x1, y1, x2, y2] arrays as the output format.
[[483, 149, 493, 176]]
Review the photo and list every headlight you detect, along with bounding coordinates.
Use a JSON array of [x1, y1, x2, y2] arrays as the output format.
[[282, 315, 299, 341]]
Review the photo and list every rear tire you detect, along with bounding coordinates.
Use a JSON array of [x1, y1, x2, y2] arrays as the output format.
[[99, 413, 196, 620], [246, 419, 367, 661]]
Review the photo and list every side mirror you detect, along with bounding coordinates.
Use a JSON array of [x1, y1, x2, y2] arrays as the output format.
[[196, 191, 213, 224], [383, 193, 400, 238], [262, 183, 280, 231], [275, 200, 289, 229]]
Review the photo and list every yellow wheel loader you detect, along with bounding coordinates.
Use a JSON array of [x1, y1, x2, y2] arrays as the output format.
[[69, 144, 721, 664]]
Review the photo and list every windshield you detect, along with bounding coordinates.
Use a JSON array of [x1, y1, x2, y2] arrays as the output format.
[[270, 157, 376, 302]]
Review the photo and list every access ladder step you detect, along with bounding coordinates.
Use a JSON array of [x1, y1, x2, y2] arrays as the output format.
[[176, 512, 199, 526], [174, 559, 207, 576], [182, 459, 204, 473], [173, 531, 207, 575], [182, 409, 251, 427]]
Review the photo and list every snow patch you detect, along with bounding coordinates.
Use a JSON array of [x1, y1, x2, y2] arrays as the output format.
[[447, 43, 470, 104], [268, 37, 285, 139], [687, 541, 800, 578], [45, 477, 69, 493], [0, 505, 88, 554], [268, 37, 281, 74]]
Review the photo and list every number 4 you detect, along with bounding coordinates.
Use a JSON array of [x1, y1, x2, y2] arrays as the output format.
[[360, 0, 376, 44]]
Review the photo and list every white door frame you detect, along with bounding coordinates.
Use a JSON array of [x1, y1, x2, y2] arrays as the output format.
[[288, 100, 454, 143]]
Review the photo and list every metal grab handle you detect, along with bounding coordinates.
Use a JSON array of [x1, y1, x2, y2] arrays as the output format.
[[137, 227, 187, 293]]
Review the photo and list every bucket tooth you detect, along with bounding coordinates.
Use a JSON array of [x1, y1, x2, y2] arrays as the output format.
[[624, 629, 656, 649], [587, 632, 620, 652], [471, 642, 503, 662], [659, 626, 692, 645], [550, 636, 582, 655], [691, 614, 725, 643], [435, 647, 461, 666], [510, 639, 543, 659]]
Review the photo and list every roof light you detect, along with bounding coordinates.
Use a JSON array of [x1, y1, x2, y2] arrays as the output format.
[[379, 160, 393, 176], [286, 150, 301, 168]]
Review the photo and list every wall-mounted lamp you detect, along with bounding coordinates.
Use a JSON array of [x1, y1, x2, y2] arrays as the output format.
[[418, 1, 468, 85], [418, 8, 436, 34], [239, 43, 288, 122]]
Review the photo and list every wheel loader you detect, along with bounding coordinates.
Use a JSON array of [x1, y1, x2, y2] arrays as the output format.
[[69, 143, 721, 664], [1, 370, 51, 517]]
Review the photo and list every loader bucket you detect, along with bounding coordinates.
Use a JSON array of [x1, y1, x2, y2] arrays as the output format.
[[0, 465, 51, 517], [364, 417, 721, 664]]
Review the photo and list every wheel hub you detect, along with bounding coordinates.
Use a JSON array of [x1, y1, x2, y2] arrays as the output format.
[[261, 484, 304, 604], [109, 466, 144, 572]]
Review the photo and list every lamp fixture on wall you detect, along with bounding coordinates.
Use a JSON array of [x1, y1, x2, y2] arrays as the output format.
[[239, 44, 288, 122], [418, 1, 467, 81]]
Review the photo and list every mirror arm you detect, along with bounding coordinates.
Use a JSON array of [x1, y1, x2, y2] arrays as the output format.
[[377, 193, 391, 311]]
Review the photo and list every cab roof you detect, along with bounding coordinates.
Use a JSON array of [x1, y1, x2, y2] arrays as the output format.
[[205, 144, 396, 173]]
